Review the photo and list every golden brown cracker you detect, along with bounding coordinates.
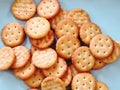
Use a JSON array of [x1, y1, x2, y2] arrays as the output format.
[[41, 76, 66, 90], [96, 81, 109, 90], [56, 35, 80, 60], [37, 0, 60, 19], [32, 48, 57, 69], [1, 22, 25, 47], [0, 47, 15, 70], [90, 34, 114, 59]]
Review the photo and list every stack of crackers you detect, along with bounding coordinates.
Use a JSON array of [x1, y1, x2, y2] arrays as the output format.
[[0, 0, 120, 90]]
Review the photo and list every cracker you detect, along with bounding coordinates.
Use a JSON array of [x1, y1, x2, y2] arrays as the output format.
[[72, 46, 95, 72], [90, 34, 114, 59], [96, 81, 109, 90], [30, 30, 54, 49], [61, 67, 72, 87], [24, 17, 50, 39], [67, 8, 91, 28], [30, 46, 40, 55], [41, 76, 66, 90], [102, 42, 120, 63], [12, 46, 31, 69], [72, 73, 96, 90], [0, 47, 15, 70], [11, 0, 36, 20], [56, 35, 80, 60], [13, 60, 36, 80], [1, 22, 25, 47], [25, 69, 44, 88], [50, 8, 68, 30], [55, 18, 79, 38], [42, 57, 67, 78], [28, 89, 38, 90], [69, 64, 80, 77], [92, 58, 106, 70], [32, 48, 57, 69], [80, 22, 102, 45], [37, 0, 60, 19]]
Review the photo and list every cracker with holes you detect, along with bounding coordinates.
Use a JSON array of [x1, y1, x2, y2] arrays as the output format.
[[25, 69, 44, 88], [12, 46, 31, 69], [1, 22, 25, 47], [55, 18, 79, 38], [42, 57, 67, 78], [14, 60, 36, 80], [102, 42, 120, 63], [32, 48, 57, 69], [41, 76, 66, 90], [72, 73, 96, 90], [30, 30, 54, 49], [12, 0, 36, 20], [50, 8, 68, 30], [92, 58, 106, 70], [96, 81, 109, 90], [90, 34, 114, 59], [25, 17, 50, 39], [29, 89, 38, 90], [69, 64, 80, 77], [56, 35, 80, 60], [37, 0, 60, 19], [0, 47, 15, 70], [80, 22, 102, 45], [61, 67, 72, 87], [30, 46, 40, 55], [72, 46, 95, 72], [67, 8, 91, 28]]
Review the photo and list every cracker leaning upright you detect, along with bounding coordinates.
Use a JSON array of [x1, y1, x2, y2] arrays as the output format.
[[24, 17, 50, 39], [56, 35, 80, 60], [1, 22, 25, 47], [37, 0, 60, 19], [0, 47, 15, 70], [12, 0, 36, 20], [67, 8, 91, 28]]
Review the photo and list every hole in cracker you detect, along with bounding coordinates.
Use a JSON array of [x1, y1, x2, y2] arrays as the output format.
[[74, 43, 77, 45], [14, 26, 16, 28], [99, 38, 102, 41], [83, 50, 86, 53], [32, 81, 35, 84], [108, 45, 110, 47], [82, 83, 85, 86], [30, 8, 32, 10], [89, 80, 92, 83], [29, 68, 31, 70], [8, 28, 10, 30], [38, 78, 41, 81], [40, 7, 43, 10], [89, 87, 91, 89], [16, 39, 18, 41], [83, 76, 86, 80], [94, 44, 97, 47], [106, 39, 108, 41], [57, 72, 59, 74], [11, 33, 14, 35], [22, 72, 24, 74], [76, 87, 78, 89], [103, 51, 106, 54], [5, 35, 7, 38], [43, 23, 45, 26], [88, 62, 90, 65], [43, 1, 46, 4], [101, 44, 103, 47], [53, 5, 55, 7], [50, 0, 52, 3], [44, 12, 46, 15], [99, 86, 102, 88], [9, 40, 11, 42], [46, 6, 49, 9], [60, 66, 63, 68], [83, 58, 85, 60], [68, 52, 71, 55], [77, 61, 80, 64], [49, 72, 51, 75], [77, 80, 79, 82], [82, 66, 85, 68], [97, 50, 99, 53], [73, 33, 75, 35]]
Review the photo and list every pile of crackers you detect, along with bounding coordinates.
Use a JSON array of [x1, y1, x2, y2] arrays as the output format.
[[0, 0, 120, 90]]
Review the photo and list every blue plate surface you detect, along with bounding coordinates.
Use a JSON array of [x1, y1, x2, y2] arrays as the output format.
[[0, 0, 120, 90]]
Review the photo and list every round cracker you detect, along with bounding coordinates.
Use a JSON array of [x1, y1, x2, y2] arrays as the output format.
[[13, 60, 36, 80], [96, 81, 109, 90], [55, 18, 79, 38], [61, 67, 72, 87], [30, 30, 54, 49], [24, 17, 50, 39], [37, 0, 60, 19], [56, 35, 80, 60], [41, 76, 66, 90], [72, 73, 96, 90], [11, 0, 36, 20], [67, 8, 91, 28], [90, 34, 114, 59], [50, 8, 68, 30], [0, 47, 15, 70], [102, 42, 120, 63], [32, 48, 57, 69], [12, 46, 31, 69], [1, 22, 25, 47], [92, 58, 106, 70], [80, 22, 102, 45], [42, 57, 67, 78], [72, 46, 95, 72], [25, 69, 44, 88]]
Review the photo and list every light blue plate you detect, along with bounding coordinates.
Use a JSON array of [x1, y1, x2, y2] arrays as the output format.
[[0, 0, 120, 90]]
